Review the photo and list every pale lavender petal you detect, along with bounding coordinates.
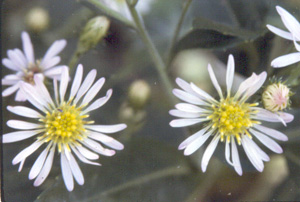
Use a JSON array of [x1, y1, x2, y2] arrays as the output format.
[[253, 125, 288, 141], [81, 89, 112, 114], [169, 109, 201, 118], [86, 124, 127, 133], [81, 77, 105, 106], [76, 145, 99, 160], [2, 58, 20, 71], [225, 140, 234, 166], [266, 25, 293, 40], [201, 136, 220, 172], [175, 103, 206, 113], [7, 106, 42, 118], [208, 64, 223, 98], [82, 138, 116, 156], [250, 129, 283, 153], [2, 83, 20, 97], [21, 32, 34, 63], [276, 6, 300, 40], [33, 146, 55, 186], [3, 130, 42, 143], [12, 141, 43, 165], [69, 64, 83, 100], [231, 137, 242, 175], [41, 39, 67, 67], [178, 127, 210, 150], [241, 136, 264, 172], [226, 54, 235, 94], [184, 132, 211, 156], [7, 120, 42, 130], [59, 66, 69, 103], [88, 131, 124, 150], [61, 152, 74, 192], [43, 56, 61, 70], [29, 145, 51, 180], [172, 89, 207, 105], [170, 118, 207, 127], [15, 89, 28, 102], [43, 66, 64, 78], [71, 146, 101, 166], [69, 153, 84, 185], [271, 52, 300, 68], [74, 69, 97, 104]]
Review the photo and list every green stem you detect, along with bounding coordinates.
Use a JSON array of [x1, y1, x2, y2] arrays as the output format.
[[86, 166, 190, 201], [81, 0, 136, 29], [126, 3, 177, 105], [167, 0, 193, 66]]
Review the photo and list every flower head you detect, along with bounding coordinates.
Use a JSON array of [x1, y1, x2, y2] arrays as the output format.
[[169, 55, 293, 175], [3, 65, 126, 191], [2, 31, 67, 101], [267, 6, 300, 68], [262, 81, 291, 112]]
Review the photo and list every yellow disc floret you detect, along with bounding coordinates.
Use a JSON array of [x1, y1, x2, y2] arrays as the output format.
[[207, 98, 259, 144], [39, 102, 93, 152]]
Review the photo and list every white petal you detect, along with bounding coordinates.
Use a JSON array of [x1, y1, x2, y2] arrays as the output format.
[[254, 108, 293, 126], [43, 56, 61, 70], [7, 120, 42, 130], [250, 129, 283, 153], [88, 131, 124, 150], [201, 136, 220, 172], [71, 146, 101, 166], [43, 65, 64, 78], [7, 50, 25, 69], [15, 89, 27, 102], [7, 106, 42, 118], [226, 54, 235, 94], [172, 89, 207, 105], [81, 77, 105, 106], [253, 125, 288, 141], [241, 136, 264, 172], [69, 64, 83, 100], [21, 32, 34, 63], [2, 58, 20, 71], [176, 77, 197, 95], [208, 64, 223, 98], [245, 136, 270, 162], [81, 89, 112, 114], [86, 124, 127, 133], [74, 69, 97, 104], [59, 66, 69, 103], [34, 146, 55, 186], [276, 6, 300, 40], [61, 153, 74, 192], [184, 131, 211, 156], [2, 83, 20, 97], [33, 74, 55, 106], [169, 109, 201, 118], [231, 137, 242, 176], [12, 141, 43, 165], [266, 25, 293, 40], [76, 145, 99, 160], [2, 74, 21, 85], [175, 103, 206, 113], [190, 83, 216, 102], [3, 130, 42, 143], [18, 159, 26, 172], [82, 138, 116, 156], [20, 82, 46, 112], [69, 153, 84, 185], [278, 112, 294, 123], [271, 52, 300, 68], [41, 39, 67, 67], [170, 118, 207, 127], [241, 72, 267, 101], [178, 127, 209, 150], [225, 140, 234, 166], [53, 79, 59, 105], [29, 145, 51, 180]]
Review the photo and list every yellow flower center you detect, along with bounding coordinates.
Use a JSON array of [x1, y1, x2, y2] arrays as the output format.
[[39, 102, 92, 152], [208, 98, 259, 144]]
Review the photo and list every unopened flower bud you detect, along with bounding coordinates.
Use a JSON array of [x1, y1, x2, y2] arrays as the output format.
[[25, 7, 49, 33], [78, 16, 110, 52], [128, 80, 151, 109], [262, 82, 291, 112]]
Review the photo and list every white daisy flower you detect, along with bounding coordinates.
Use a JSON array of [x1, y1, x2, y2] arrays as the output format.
[[2, 31, 67, 101], [267, 6, 300, 68], [3, 65, 126, 191], [169, 54, 294, 175], [100, 0, 154, 20]]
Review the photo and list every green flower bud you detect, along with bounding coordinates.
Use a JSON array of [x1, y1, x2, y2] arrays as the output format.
[[78, 16, 110, 52], [25, 7, 49, 33], [128, 80, 151, 109]]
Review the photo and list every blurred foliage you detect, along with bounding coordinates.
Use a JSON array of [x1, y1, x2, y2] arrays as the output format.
[[2, 0, 300, 201]]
